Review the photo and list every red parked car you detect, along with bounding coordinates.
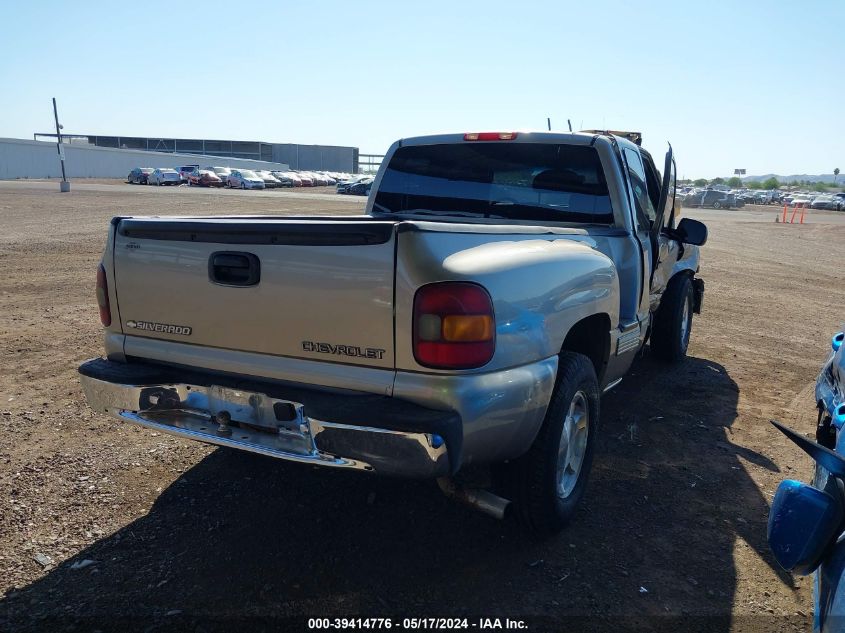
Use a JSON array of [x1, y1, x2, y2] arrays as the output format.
[[188, 169, 224, 187]]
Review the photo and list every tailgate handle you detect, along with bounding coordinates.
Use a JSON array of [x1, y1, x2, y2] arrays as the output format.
[[209, 252, 260, 287]]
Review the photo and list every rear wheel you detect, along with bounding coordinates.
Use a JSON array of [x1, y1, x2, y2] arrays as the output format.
[[510, 352, 599, 538], [650, 274, 693, 362]]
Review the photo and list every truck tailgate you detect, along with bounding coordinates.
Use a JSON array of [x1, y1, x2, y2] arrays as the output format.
[[112, 217, 397, 369]]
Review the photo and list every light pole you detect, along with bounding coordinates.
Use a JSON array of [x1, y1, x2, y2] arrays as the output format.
[[53, 98, 70, 192]]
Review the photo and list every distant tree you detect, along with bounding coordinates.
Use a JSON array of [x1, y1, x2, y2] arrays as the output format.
[[727, 176, 742, 187], [711, 177, 725, 185], [789, 180, 800, 187], [811, 181, 829, 192], [747, 181, 763, 189], [835, 168, 840, 184], [762, 177, 780, 189], [693, 178, 708, 187]]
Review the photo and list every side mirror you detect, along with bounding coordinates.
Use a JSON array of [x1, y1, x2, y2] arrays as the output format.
[[674, 217, 708, 246], [768, 479, 843, 575]]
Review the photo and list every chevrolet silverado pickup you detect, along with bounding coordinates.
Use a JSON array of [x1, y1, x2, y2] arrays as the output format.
[[79, 130, 707, 536]]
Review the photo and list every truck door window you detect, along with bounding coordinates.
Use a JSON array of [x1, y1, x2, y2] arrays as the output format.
[[622, 148, 656, 231]]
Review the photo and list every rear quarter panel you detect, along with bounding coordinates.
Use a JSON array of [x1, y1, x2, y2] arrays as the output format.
[[394, 224, 619, 373]]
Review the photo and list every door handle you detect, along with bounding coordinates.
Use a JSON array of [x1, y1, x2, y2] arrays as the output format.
[[208, 251, 260, 287]]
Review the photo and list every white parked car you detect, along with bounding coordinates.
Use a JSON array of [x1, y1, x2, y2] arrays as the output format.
[[148, 168, 182, 186], [271, 171, 300, 187], [227, 169, 265, 190], [789, 195, 814, 207]]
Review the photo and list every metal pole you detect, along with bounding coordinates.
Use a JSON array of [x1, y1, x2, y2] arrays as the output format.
[[52, 98, 70, 192], [547, 117, 551, 131]]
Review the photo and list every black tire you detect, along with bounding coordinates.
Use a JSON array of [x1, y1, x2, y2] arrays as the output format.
[[650, 274, 693, 362], [510, 352, 600, 538]]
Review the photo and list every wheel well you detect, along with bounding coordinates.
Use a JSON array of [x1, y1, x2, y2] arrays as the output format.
[[560, 314, 611, 384]]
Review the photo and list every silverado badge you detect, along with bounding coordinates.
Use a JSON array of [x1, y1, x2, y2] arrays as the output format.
[[126, 320, 192, 336]]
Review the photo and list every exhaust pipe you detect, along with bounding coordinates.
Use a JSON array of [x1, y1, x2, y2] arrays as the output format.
[[437, 477, 510, 520]]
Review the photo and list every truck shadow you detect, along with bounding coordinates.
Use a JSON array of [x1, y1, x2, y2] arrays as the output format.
[[1, 355, 796, 632]]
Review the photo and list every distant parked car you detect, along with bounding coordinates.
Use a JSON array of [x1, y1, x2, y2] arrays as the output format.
[[730, 194, 744, 208], [148, 168, 181, 186], [337, 175, 372, 194], [297, 171, 318, 186], [188, 169, 224, 187], [206, 166, 232, 183], [254, 170, 282, 189], [683, 189, 733, 209], [811, 195, 840, 210], [295, 172, 314, 187], [346, 178, 374, 196], [127, 167, 154, 185], [270, 171, 299, 187], [178, 165, 199, 183], [227, 169, 265, 190], [789, 195, 814, 207]]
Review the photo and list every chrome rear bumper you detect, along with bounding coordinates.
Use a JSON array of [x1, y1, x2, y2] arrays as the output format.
[[79, 359, 453, 478]]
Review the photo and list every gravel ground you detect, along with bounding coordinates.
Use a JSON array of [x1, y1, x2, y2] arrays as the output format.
[[1, 181, 843, 632]]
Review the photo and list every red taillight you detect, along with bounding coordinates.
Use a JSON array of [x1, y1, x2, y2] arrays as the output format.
[[464, 132, 518, 141], [96, 264, 111, 326], [413, 282, 495, 369]]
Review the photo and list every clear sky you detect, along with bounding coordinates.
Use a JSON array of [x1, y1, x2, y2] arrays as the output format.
[[0, 0, 842, 178]]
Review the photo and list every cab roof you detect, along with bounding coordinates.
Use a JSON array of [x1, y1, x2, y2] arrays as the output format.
[[580, 130, 643, 146]]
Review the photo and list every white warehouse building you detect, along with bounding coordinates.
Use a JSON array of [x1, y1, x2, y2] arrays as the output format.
[[0, 138, 293, 180]]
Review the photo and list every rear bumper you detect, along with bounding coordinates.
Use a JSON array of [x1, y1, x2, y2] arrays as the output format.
[[79, 358, 453, 478]]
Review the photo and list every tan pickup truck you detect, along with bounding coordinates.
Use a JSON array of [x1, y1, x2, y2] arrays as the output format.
[[80, 130, 706, 535]]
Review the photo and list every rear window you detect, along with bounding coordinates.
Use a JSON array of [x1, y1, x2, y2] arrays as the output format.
[[374, 142, 613, 223]]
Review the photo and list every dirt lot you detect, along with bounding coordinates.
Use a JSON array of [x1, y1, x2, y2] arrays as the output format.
[[1, 181, 843, 632]]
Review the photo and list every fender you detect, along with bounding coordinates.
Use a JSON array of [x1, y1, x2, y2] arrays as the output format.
[[394, 224, 619, 374]]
